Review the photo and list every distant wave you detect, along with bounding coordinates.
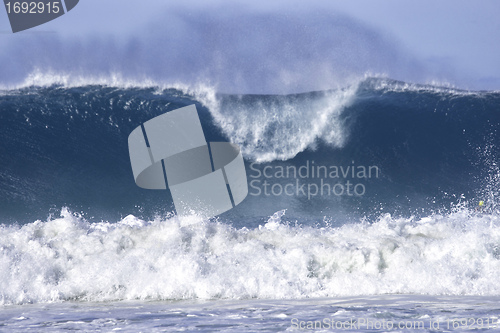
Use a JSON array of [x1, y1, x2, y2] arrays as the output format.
[[1, 208, 500, 305]]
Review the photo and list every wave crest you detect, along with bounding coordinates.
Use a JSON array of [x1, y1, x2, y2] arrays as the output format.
[[207, 86, 359, 162]]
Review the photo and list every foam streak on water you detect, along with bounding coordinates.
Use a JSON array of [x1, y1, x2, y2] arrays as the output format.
[[2, 295, 500, 332]]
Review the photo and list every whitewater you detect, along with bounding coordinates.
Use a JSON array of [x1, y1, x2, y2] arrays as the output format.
[[3, 208, 500, 305], [2, 208, 500, 331]]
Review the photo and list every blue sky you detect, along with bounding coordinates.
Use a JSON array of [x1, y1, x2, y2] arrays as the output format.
[[1, 0, 498, 92]]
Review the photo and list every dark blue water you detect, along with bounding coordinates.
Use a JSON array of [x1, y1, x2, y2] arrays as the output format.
[[0, 78, 498, 225]]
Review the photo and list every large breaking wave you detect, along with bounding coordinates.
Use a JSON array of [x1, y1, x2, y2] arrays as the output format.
[[0, 75, 499, 305], [0, 77, 498, 222]]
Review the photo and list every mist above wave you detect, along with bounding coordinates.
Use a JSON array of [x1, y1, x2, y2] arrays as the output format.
[[0, 4, 440, 94]]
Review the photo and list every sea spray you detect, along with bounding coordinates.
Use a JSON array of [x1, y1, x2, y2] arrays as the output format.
[[1, 208, 500, 305]]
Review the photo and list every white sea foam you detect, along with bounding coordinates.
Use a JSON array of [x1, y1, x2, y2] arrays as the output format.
[[1, 208, 500, 305], [206, 86, 359, 162]]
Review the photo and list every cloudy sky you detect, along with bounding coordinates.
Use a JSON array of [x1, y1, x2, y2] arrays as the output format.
[[1, 0, 498, 92]]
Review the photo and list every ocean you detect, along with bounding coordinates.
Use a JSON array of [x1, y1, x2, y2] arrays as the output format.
[[1, 77, 500, 332]]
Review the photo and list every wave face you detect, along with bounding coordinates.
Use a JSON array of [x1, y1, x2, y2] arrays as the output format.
[[1, 209, 500, 305], [0, 78, 498, 223]]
